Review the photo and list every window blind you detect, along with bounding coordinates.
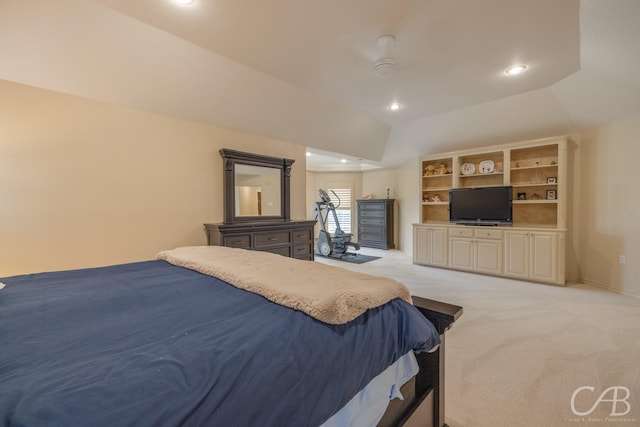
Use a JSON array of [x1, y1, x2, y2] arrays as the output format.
[[327, 188, 352, 234]]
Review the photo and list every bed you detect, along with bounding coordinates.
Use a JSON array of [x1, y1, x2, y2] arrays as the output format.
[[0, 246, 461, 427]]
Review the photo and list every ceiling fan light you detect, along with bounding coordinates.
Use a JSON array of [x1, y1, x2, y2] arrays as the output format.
[[374, 57, 397, 78], [505, 65, 527, 75]]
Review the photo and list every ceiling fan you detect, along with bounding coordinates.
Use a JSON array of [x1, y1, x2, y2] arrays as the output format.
[[373, 35, 397, 78]]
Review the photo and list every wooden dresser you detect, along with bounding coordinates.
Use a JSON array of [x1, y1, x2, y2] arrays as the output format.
[[356, 199, 395, 249], [204, 220, 316, 260]]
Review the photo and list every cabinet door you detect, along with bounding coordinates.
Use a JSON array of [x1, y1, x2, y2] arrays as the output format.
[[449, 238, 474, 271], [474, 239, 503, 274], [430, 228, 448, 267], [504, 231, 530, 279], [414, 226, 448, 266], [530, 232, 557, 283], [413, 226, 430, 264]]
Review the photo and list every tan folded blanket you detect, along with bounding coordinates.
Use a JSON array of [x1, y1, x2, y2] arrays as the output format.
[[157, 246, 412, 325]]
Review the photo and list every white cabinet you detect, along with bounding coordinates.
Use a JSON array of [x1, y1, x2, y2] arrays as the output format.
[[413, 225, 448, 267], [504, 230, 562, 284], [413, 224, 565, 285], [449, 228, 503, 275]]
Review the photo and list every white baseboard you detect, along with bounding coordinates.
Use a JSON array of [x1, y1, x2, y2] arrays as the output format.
[[578, 278, 640, 299]]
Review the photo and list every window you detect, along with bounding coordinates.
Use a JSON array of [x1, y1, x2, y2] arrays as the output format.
[[327, 187, 352, 234]]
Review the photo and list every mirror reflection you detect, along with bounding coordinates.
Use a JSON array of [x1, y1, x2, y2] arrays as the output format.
[[234, 164, 281, 217]]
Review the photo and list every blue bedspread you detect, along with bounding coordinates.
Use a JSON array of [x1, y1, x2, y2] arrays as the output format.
[[0, 260, 440, 427]]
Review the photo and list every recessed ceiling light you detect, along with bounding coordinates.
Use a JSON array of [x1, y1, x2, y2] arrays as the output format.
[[175, 0, 195, 5], [505, 65, 527, 75], [388, 102, 401, 111], [306, 152, 311, 156], [340, 159, 348, 163]]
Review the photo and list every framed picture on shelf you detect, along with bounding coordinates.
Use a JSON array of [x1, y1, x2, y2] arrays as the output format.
[[517, 192, 526, 200], [547, 177, 557, 184], [546, 189, 557, 200]]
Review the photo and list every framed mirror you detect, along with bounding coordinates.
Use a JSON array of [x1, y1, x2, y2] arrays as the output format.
[[220, 149, 294, 224]]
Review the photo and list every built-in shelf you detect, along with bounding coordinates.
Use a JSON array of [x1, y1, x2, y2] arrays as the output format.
[[416, 137, 568, 287], [512, 165, 558, 171], [459, 172, 504, 178], [423, 174, 452, 178], [512, 183, 558, 188], [513, 200, 558, 204], [422, 187, 451, 192], [419, 137, 567, 228]]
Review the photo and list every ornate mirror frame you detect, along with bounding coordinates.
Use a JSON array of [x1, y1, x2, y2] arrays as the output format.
[[220, 149, 294, 224]]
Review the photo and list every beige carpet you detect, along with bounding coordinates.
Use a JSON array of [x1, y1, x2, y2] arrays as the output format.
[[315, 248, 640, 427]]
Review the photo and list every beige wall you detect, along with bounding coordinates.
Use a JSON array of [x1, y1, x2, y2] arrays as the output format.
[[392, 159, 421, 253], [570, 114, 640, 297], [0, 80, 307, 277]]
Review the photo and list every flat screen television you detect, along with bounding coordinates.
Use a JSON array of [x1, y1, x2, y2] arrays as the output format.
[[449, 186, 513, 225]]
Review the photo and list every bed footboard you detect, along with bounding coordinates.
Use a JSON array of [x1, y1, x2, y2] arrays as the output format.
[[398, 296, 463, 427]]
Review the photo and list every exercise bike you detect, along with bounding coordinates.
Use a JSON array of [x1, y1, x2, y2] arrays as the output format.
[[314, 189, 360, 258]]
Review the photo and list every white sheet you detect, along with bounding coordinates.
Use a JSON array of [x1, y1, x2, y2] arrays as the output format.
[[320, 351, 419, 427]]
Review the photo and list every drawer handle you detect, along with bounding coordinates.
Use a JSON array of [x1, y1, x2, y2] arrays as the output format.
[[296, 234, 306, 238], [268, 237, 279, 241], [231, 240, 245, 244]]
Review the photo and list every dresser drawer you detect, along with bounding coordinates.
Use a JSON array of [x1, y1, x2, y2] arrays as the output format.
[[359, 210, 386, 218], [223, 235, 251, 248], [292, 244, 311, 258], [293, 229, 312, 244], [359, 218, 385, 226], [449, 228, 474, 238], [261, 246, 291, 257], [255, 232, 290, 248], [360, 203, 386, 211], [360, 232, 385, 241], [360, 225, 384, 234], [475, 229, 503, 240]]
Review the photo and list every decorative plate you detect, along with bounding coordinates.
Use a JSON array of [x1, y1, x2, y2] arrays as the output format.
[[478, 160, 495, 174], [461, 162, 476, 175]]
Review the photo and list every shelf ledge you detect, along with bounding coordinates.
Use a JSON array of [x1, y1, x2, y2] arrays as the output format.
[[422, 174, 452, 178], [513, 200, 558, 204], [511, 165, 558, 170], [512, 183, 558, 188], [459, 172, 504, 177]]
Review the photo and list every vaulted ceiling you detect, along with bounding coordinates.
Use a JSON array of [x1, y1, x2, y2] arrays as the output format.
[[2, 0, 640, 170]]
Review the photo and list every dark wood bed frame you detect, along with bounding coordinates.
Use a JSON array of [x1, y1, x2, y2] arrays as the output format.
[[381, 296, 463, 427]]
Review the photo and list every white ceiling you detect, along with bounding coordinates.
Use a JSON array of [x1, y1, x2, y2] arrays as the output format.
[[2, 0, 640, 171]]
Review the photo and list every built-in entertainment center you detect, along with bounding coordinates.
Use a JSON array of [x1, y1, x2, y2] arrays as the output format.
[[413, 137, 568, 285]]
